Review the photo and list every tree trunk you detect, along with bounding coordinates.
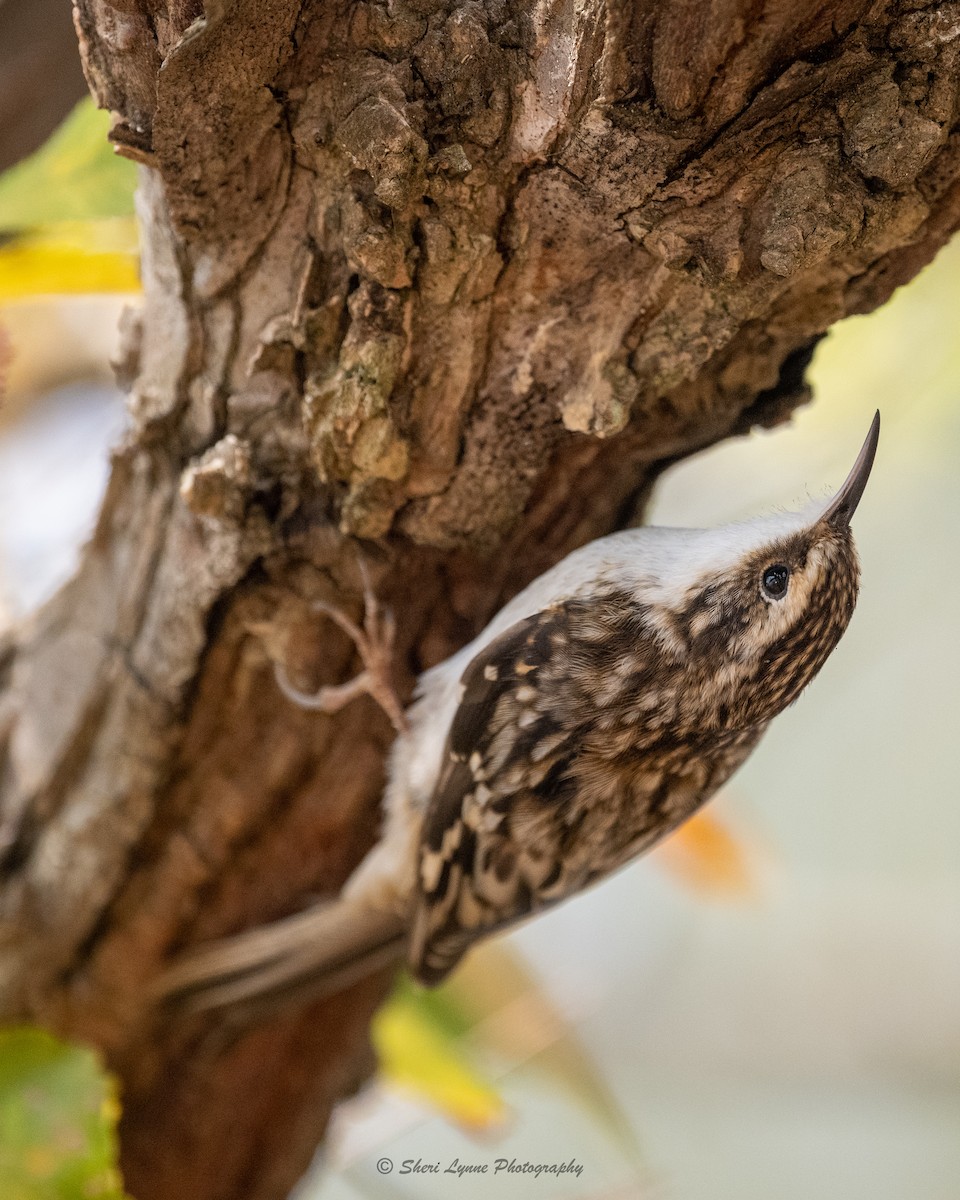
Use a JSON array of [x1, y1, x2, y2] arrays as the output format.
[[2, 2, 959, 1197]]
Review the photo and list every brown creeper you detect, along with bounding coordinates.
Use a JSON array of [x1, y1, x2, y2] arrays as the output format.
[[160, 413, 880, 1010]]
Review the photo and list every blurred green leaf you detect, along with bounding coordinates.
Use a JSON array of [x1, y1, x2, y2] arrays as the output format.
[[0, 1026, 126, 1200], [0, 100, 139, 297], [0, 100, 136, 232]]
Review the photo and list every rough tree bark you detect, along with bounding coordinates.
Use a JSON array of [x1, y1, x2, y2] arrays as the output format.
[[1, 2, 959, 1197]]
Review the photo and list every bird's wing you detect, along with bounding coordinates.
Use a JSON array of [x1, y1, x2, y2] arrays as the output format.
[[409, 595, 654, 984]]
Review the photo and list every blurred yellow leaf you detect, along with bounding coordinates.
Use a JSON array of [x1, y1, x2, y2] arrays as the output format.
[[656, 809, 756, 897], [0, 100, 140, 300], [0, 220, 139, 300], [373, 983, 506, 1132]]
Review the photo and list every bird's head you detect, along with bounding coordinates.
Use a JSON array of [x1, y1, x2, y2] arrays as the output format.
[[638, 413, 880, 734]]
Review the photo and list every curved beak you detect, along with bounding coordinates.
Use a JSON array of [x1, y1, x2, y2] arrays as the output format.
[[821, 410, 881, 529]]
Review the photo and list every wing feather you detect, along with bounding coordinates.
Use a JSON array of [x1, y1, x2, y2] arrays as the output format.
[[410, 605, 588, 983]]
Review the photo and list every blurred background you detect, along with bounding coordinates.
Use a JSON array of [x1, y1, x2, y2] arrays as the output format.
[[1, 101, 957, 1200]]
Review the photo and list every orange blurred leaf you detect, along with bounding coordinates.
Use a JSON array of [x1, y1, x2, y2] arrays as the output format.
[[656, 809, 757, 897]]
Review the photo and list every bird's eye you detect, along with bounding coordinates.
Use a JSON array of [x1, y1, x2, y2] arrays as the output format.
[[761, 564, 790, 601]]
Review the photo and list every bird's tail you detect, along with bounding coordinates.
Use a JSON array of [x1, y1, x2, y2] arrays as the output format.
[[155, 899, 407, 1014]]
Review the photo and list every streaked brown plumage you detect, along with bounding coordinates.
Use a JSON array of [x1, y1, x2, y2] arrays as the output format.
[[158, 414, 879, 1012]]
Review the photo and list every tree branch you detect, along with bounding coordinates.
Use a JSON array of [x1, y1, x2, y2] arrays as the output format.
[[2, 2, 959, 1197]]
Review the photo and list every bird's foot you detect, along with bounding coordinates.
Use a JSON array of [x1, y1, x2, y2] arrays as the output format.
[[274, 559, 408, 735]]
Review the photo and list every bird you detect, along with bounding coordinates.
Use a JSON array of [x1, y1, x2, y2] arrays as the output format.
[[158, 412, 880, 1012]]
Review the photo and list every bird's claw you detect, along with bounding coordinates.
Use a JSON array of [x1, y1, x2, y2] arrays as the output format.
[[273, 561, 408, 735]]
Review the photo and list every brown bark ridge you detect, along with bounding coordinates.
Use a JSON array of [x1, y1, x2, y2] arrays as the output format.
[[2, 2, 959, 1197]]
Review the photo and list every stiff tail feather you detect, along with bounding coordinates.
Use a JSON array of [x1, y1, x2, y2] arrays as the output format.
[[156, 900, 406, 1014]]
